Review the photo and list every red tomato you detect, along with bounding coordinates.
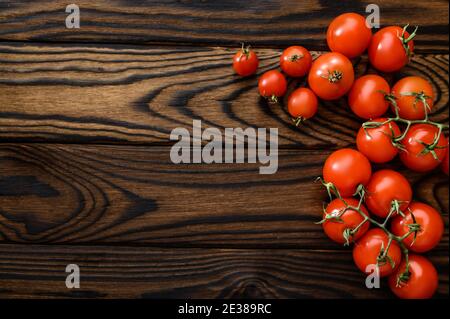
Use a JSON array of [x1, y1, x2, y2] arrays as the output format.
[[357, 119, 401, 163], [348, 75, 390, 119], [365, 169, 412, 218], [368, 25, 416, 72], [388, 254, 438, 299], [326, 13, 372, 58], [400, 124, 447, 172], [280, 46, 312, 77], [391, 76, 434, 120], [322, 198, 370, 245], [308, 52, 355, 100], [391, 202, 444, 253], [287, 88, 318, 124], [258, 70, 287, 102], [442, 137, 449, 175], [323, 149, 372, 197], [353, 228, 401, 277], [232, 45, 259, 76]]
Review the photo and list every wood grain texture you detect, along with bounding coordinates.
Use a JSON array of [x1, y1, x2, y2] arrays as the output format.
[[0, 144, 447, 248], [0, 42, 448, 146], [0, 244, 447, 299], [0, 0, 448, 300], [0, 0, 448, 52]]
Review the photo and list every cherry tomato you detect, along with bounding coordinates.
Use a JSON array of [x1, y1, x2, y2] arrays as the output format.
[[391, 202, 444, 253], [348, 75, 390, 119], [326, 13, 372, 58], [391, 76, 434, 120], [280, 46, 312, 77], [368, 25, 416, 72], [400, 124, 447, 172], [353, 228, 401, 277], [388, 254, 438, 299], [308, 52, 355, 100], [322, 198, 370, 245], [258, 70, 287, 102], [365, 169, 412, 218], [287, 88, 318, 124], [356, 119, 401, 163], [442, 137, 449, 175], [232, 45, 259, 76], [323, 149, 372, 197]]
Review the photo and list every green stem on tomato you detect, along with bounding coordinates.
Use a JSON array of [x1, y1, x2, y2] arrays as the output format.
[[318, 180, 421, 284], [362, 95, 448, 154]]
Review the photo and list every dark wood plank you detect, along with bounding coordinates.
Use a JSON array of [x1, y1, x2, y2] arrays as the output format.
[[0, 0, 448, 52], [0, 144, 447, 248], [0, 244, 447, 298], [0, 43, 448, 146]]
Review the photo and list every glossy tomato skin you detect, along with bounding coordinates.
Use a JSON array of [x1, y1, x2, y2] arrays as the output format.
[[322, 198, 370, 244], [258, 70, 287, 99], [356, 119, 401, 163], [280, 46, 312, 77], [388, 254, 438, 299], [442, 137, 449, 175], [233, 49, 259, 76], [391, 76, 434, 120], [353, 228, 401, 277], [308, 52, 355, 100], [323, 149, 372, 197], [287, 88, 318, 120], [348, 75, 390, 119], [391, 202, 444, 253], [368, 26, 414, 72], [400, 124, 447, 172], [327, 13, 372, 58], [365, 169, 412, 218]]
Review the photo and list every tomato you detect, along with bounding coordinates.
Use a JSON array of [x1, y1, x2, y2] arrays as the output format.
[[326, 13, 372, 58], [391, 76, 434, 120], [442, 137, 449, 175], [391, 202, 444, 253], [365, 169, 412, 218], [308, 52, 355, 100], [323, 148, 372, 197], [280, 46, 312, 77], [287, 88, 318, 124], [322, 198, 370, 245], [388, 254, 438, 299], [400, 124, 447, 172], [348, 75, 390, 119], [356, 119, 401, 164], [353, 228, 401, 277], [258, 70, 287, 102], [232, 44, 259, 76], [368, 25, 416, 72]]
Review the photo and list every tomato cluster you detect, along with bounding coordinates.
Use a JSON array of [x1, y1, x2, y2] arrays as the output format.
[[232, 12, 448, 299], [320, 152, 444, 299]]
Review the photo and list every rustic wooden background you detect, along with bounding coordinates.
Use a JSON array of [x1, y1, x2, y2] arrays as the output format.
[[0, 0, 448, 298]]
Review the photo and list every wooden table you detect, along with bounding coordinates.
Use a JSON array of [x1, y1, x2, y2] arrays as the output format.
[[0, 0, 448, 298]]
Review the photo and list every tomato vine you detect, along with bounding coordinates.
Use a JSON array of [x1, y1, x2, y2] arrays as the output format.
[[363, 93, 449, 159], [316, 178, 420, 287]]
